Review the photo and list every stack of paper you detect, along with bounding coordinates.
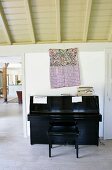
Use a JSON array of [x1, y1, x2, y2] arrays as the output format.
[[33, 96, 47, 104], [77, 86, 94, 96]]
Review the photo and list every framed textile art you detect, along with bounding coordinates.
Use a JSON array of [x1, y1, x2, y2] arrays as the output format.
[[49, 48, 80, 88]]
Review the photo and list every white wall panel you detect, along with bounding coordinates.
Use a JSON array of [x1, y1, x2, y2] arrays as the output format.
[[25, 51, 105, 137]]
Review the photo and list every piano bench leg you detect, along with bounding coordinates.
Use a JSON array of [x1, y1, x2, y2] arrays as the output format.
[[49, 144, 51, 157], [75, 137, 79, 158], [48, 136, 52, 157]]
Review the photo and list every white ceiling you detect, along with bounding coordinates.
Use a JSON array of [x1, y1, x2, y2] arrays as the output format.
[[0, 0, 112, 45]]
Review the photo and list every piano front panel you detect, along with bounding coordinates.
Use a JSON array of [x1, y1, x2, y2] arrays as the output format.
[[28, 95, 101, 145]]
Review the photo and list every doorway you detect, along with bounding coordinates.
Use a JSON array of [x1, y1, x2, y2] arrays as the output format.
[[0, 56, 22, 104], [0, 56, 23, 141]]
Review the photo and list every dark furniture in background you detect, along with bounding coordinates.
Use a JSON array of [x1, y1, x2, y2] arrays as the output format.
[[16, 91, 22, 104], [28, 96, 102, 146]]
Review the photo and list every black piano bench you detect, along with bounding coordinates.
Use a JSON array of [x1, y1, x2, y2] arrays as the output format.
[[47, 119, 79, 158]]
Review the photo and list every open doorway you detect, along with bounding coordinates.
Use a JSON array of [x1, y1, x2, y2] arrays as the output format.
[[0, 56, 24, 146], [0, 56, 22, 104], [7, 63, 22, 103]]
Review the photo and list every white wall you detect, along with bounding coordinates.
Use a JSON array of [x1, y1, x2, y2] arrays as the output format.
[[25, 51, 105, 137]]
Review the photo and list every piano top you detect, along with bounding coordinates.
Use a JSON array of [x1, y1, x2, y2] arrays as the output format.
[[29, 95, 100, 115]]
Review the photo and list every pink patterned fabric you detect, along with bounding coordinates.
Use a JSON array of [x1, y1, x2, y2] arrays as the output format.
[[49, 48, 80, 88]]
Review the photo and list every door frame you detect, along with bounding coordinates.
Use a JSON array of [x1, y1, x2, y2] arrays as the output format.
[[22, 54, 28, 137], [104, 49, 112, 139]]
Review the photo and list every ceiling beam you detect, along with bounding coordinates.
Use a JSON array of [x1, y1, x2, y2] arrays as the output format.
[[55, 0, 61, 42], [0, 3, 12, 44], [83, 0, 92, 42], [108, 21, 112, 41], [24, 0, 36, 43]]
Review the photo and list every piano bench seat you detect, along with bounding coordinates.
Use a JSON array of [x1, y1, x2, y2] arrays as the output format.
[[47, 121, 79, 158]]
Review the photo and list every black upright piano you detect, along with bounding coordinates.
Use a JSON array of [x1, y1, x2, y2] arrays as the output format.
[[28, 95, 102, 145]]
